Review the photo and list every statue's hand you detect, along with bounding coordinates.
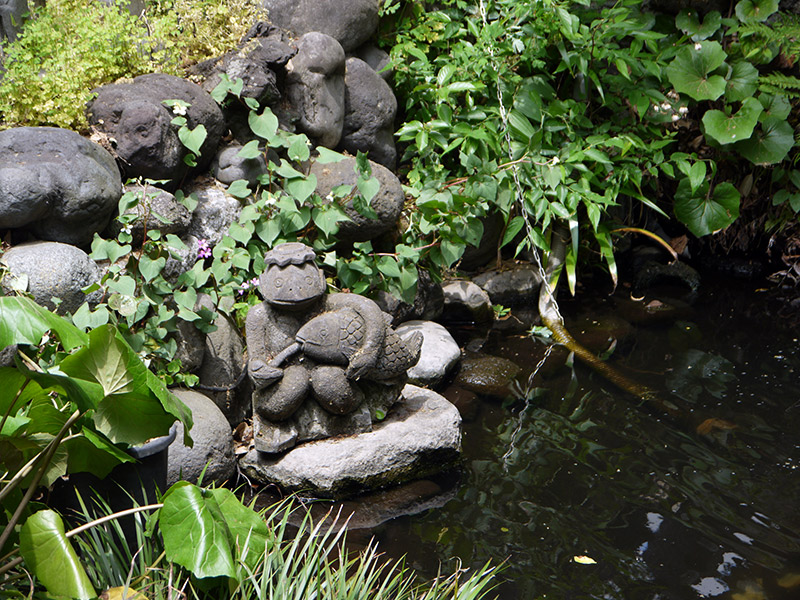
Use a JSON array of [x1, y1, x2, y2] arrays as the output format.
[[346, 351, 373, 380], [249, 360, 283, 389]]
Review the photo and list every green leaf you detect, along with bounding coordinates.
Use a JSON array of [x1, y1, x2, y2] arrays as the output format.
[[19, 510, 96, 600], [287, 135, 311, 162], [227, 179, 252, 199], [71, 303, 110, 331], [207, 488, 272, 572], [312, 204, 350, 237], [285, 175, 317, 203], [675, 9, 721, 41], [666, 41, 727, 101], [357, 176, 381, 204], [675, 178, 740, 237], [0, 367, 29, 417], [689, 161, 707, 193], [440, 239, 465, 266], [702, 97, 763, 145], [248, 108, 279, 140], [735, 0, 778, 23], [94, 392, 175, 446], [237, 140, 261, 159], [315, 147, 345, 163], [735, 116, 795, 165], [377, 256, 402, 278], [90, 235, 131, 264], [228, 222, 252, 245], [0, 296, 88, 350], [758, 93, 791, 120], [725, 61, 759, 102], [160, 482, 237, 579], [178, 124, 207, 156], [139, 255, 166, 283]]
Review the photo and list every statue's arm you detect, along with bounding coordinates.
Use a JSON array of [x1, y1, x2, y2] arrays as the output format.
[[326, 293, 387, 379], [245, 304, 283, 389]]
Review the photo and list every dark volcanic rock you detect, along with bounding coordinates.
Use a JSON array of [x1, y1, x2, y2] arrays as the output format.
[[0, 127, 121, 246], [87, 74, 225, 185]]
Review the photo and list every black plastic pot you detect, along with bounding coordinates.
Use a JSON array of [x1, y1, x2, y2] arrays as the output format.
[[52, 422, 178, 547]]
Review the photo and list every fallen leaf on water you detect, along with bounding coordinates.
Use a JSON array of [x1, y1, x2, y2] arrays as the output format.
[[696, 418, 738, 435], [572, 555, 597, 565]]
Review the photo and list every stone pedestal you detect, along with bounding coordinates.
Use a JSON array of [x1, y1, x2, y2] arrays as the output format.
[[239, 385, 461, 499]]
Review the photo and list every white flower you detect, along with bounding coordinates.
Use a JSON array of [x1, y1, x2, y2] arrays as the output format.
[[172, 104, 188, 116], [678, 106, 689, 115], [325, 193, 334, 203], [671, 114, 680, 122], [552, 156, 560, 165], [653, 105, 660, 113], [661, 102, 671, 111], [694, 42, 702, 50], [264, 193, 277, 207]]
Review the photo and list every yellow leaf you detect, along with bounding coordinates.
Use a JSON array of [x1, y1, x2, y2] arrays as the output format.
[[573, 555, 597, 565]]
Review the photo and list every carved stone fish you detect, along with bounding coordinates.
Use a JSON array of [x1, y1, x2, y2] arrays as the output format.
[[295, 307, 422, 380]]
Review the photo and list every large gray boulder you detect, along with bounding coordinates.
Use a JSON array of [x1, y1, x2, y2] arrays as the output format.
[[167, 389, 236, 486], [185, 182, 243, 247], [441, 280, 494, 323], [263, 0, 379, 52], [473, 264, 543, 307], [0, 127, 121, 246], [285, 32, 346, 148], [212, 144, 269, 186], [309, 156, 404, 242], [340, 57, 397, 169], [396, 321, 461, 388], [0, 241, 102, 314], [239, 385, 461, 498], [87, 74, 225, 185]]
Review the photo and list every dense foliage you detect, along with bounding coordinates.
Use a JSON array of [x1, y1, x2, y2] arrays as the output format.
[[381, 0, 800, 290], [0, 0, 265, 129]]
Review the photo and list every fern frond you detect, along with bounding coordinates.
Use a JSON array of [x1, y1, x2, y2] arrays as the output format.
[[759, 72, 800, 99]]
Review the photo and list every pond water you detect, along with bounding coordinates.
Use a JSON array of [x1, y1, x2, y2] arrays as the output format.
[[338, 276, 800, 600]]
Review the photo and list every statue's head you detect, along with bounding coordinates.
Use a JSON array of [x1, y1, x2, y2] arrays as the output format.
[[260, 242, 325, 309]]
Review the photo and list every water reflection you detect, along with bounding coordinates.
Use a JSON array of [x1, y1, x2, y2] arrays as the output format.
[[366, 281, 800, 599]]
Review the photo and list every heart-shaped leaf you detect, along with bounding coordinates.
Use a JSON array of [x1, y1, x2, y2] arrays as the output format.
[[285, 174, 317, 203], [735, 0, 778, 23], [248, 108, 279, 141], [702, 97, 763, 145], [676, 10, 721, 41], [675, 179, 740, 237], [725, 60, 759, 102], [735, 116, 795, 165], [236, 140, 261, 159], [178, 124, 207, 156], [666, 41, 728, 101]]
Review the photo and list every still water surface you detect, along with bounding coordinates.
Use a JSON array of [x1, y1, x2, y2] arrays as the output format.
[[358, 278, 800, 600]]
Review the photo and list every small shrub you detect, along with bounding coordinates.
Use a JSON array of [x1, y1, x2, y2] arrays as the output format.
[[0, 0, 265, 131]]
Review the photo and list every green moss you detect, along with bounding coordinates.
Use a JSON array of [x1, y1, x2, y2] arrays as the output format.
[[0, 0, 265, 131]]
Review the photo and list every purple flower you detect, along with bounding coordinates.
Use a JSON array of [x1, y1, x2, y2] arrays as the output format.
[[197, 238, 212, 259]]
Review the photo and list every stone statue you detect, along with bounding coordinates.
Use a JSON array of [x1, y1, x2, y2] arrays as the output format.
[[246, 242, 422, 453]]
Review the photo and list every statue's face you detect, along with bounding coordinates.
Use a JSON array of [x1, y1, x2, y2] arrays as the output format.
[[260, 261, 325, 308]]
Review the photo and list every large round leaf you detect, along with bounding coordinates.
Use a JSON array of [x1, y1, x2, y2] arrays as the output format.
[[725, 61, 759, 102], [160, 482, 237, 580], [675, 179, 740, 237], [666, 41, 727, 101], [19, 510, 96, 600], [735, 0, 778, 23], [701, 97, 763, 145], [735, 116, 795, 165]]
